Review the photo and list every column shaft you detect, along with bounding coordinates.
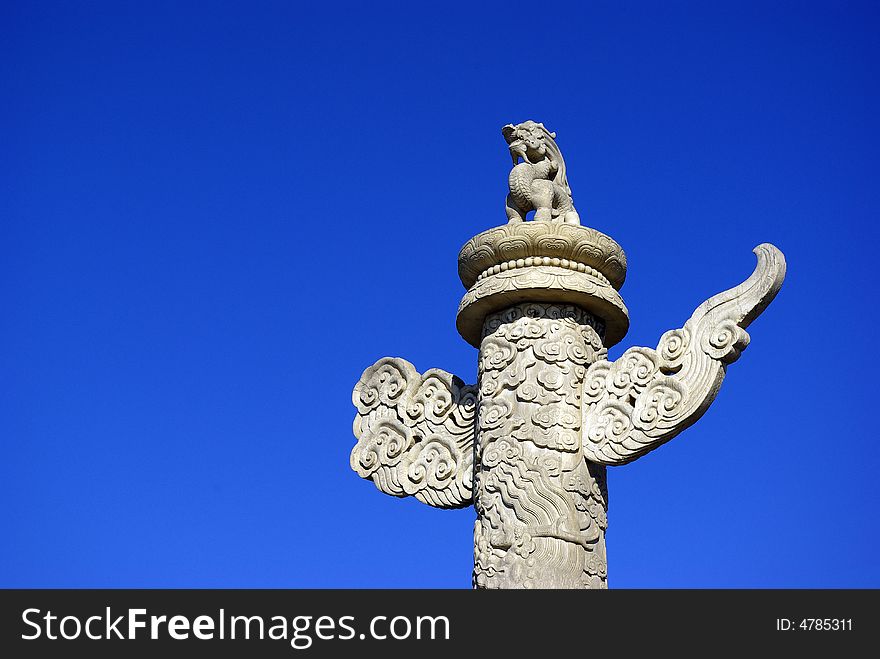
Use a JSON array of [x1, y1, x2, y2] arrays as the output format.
[[473, 302, 609, 589]]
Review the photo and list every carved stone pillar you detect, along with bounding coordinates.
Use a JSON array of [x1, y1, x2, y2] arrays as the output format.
[[348, 120, 786, 589], [473, 303, 609, 588], [455, 220, 630, 589]]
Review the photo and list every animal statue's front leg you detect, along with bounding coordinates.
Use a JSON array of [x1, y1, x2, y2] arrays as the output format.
[[530, 180, 555, 222], [505, 193, 526, 223]]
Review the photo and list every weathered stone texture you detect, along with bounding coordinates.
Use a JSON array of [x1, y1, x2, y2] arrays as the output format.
[[349, 121, 786, 588]]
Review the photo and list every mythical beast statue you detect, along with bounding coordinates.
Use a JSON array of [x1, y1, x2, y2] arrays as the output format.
[[503, 120, 581, 225]]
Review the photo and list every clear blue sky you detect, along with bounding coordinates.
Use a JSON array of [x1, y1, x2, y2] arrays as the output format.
[[2, 2, 878, 588]]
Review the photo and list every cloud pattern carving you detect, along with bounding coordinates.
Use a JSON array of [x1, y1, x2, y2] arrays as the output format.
[[351, 358, 476, 509]]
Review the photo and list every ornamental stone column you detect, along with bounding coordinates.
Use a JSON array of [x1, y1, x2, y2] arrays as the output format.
[[349, 120, 785, 589]]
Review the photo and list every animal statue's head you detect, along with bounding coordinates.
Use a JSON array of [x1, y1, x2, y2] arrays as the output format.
[[502, 120, 554, 165], [502, 120, 571, 194]]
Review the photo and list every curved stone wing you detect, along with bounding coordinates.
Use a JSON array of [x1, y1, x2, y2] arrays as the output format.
[[351, 357, 477, 508], [581, 244, 786, 465]]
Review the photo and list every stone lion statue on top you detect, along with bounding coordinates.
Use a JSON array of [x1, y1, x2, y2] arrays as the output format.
[[502, 120, 580, 225]]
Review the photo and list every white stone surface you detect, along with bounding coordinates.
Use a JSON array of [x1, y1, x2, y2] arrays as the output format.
[[350, 122, 786, 588]]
